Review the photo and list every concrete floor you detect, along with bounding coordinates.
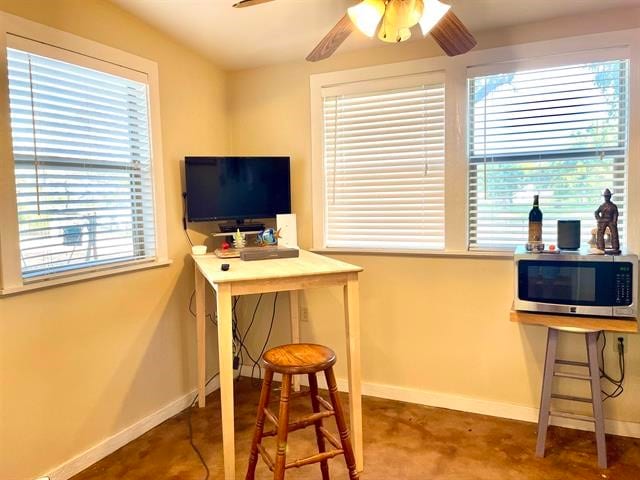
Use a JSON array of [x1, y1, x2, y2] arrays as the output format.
[[72, 377, 640, 479]]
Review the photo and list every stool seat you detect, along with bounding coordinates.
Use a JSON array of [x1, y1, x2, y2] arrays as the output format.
[[263, 343, 336, 375]]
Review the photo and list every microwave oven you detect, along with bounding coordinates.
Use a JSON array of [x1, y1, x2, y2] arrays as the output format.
[[514, 247, 638, 318]]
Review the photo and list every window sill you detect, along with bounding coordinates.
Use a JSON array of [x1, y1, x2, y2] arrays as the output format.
[[0, 258, 172, 296], [310, 247, 514, 259]]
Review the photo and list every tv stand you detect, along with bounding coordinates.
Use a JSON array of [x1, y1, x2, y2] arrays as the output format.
[[218, 221, 265, 234]]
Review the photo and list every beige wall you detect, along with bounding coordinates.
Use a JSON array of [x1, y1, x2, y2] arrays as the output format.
[[229, 4, 640, 430], [0, 1, 228, 479], [1, 3, 640, 479]]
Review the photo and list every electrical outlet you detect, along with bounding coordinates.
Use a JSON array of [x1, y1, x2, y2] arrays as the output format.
[[301, 306, 310, 322], [612, 334, 628, 354]]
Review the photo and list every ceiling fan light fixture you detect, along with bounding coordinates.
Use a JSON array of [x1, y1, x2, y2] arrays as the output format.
[[419, 0, 451, 35], [378, 19, 412, 43], [383, 0, 424, 30], [347, 0, 385, 38]]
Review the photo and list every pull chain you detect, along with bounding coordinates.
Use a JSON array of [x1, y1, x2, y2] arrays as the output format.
[[482, 77, 488, 200], [423, 85, 429, 177], [27, 56, 41, 215], [331, 96, 338, 206]]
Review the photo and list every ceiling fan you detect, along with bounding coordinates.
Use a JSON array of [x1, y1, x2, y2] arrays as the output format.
[[232, 0, 476, 62]]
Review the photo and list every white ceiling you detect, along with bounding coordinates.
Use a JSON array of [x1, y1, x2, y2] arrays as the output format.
[[111, 0, 640, 70]]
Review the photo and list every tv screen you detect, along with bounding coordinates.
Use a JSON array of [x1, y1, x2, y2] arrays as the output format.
[[185, 156, 291, 222]]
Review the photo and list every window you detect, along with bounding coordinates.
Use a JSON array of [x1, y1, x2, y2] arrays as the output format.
[[468, 60, 628, 249], [7, 48, 156, 279], [0, 20, 167, 294], [320, 78, 445, 250], [311, 32, 638, 256]]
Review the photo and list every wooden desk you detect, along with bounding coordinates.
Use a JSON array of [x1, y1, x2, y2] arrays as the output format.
[[193, 250, 364, 480]]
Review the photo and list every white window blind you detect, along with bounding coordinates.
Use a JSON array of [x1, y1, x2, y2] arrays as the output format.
[[468, 59, 628, 249], [322, 83, 445, 250], [7, 47, 156, 279]]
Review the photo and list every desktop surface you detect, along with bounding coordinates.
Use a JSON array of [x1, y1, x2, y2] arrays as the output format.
[[193, 249, 362, 285]]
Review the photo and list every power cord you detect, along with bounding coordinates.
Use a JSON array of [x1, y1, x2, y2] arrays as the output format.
[[598, 332, 625, 401], [189, 291, 262, 376], [184, 291, 279, 478], [188, 290, 216, 326], [188, 372, 220, 480], [182, 192, 194, 247], [233, 294, 267, 386], [250, 292, 279, 386]]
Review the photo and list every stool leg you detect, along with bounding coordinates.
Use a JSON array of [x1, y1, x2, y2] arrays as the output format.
[[246, 368, 274, 480], [309, 373, 330, 480], [586, 332, 607, 469], [325, 367, 359, 480], [536, 328, 558, 458], [273, 373, 293, 480]]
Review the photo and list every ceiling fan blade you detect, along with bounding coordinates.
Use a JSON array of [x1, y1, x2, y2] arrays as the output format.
[[429, 10, 477, 56], [306, 14, 354, 62], [232, 0, 275, 8]]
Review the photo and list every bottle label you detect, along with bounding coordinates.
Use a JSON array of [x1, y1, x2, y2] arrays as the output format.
[[529, 222, 542, 242]]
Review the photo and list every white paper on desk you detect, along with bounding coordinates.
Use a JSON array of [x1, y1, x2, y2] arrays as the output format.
[[277, 213, 298, 248]]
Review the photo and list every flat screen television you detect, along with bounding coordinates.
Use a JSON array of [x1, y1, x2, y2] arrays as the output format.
[[185, 156, 291, 222]]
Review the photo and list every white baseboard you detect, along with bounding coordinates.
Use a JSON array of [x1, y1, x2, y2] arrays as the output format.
[[43, 367, 640, 480], [44, 378, 220, 480], [239, 364, 640, 438]]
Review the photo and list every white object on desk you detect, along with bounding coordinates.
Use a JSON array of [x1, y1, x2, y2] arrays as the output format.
[[277, 213, 298, 248], [191, 245, 207, 255], [192, 250, 364, 480]]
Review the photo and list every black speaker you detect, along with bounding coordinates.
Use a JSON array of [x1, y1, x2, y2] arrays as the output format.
[[557, 220, 581, 250]]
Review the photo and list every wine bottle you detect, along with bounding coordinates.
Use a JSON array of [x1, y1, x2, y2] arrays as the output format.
[[528, 195, 543, 243]]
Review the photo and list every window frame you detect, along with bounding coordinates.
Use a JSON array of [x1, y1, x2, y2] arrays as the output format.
[[310, 28, 640, 257], [0, 12, 169, 295]]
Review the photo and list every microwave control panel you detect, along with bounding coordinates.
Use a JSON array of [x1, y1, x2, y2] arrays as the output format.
[[615, 263, 633, 305]]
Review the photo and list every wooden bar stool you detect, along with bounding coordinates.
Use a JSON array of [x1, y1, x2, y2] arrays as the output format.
[[536, 327, 607, 468], [246, 343, 359, 480]]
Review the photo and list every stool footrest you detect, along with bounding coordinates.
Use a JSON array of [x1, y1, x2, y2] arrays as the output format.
[[262, 410, 335, 438], [550, 410, 596, 423], [285, 449, 344, 470], [551, 393, 593, 403], [555, 359, 589, 367], [264, 407, 279, 428], [320, 426, 342, 450], [257, 443, 275, 472], [553, 371, 592, 380], [316, 395, 334, 412]]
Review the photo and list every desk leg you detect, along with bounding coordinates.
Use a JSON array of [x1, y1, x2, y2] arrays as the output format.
[[289, 290, 301, 392], [344, 272, 363, 472], [195, 266, 206, 408], [216, 283, 236, 480]]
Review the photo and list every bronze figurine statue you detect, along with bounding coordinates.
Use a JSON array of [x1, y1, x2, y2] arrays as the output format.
[[594, 188, 620, 254]]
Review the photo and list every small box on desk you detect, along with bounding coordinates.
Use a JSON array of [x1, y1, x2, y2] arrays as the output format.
[[240, 246, 300, 261]]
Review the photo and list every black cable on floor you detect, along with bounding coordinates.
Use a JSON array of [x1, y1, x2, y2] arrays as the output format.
[[188, 372, 220, 480]]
